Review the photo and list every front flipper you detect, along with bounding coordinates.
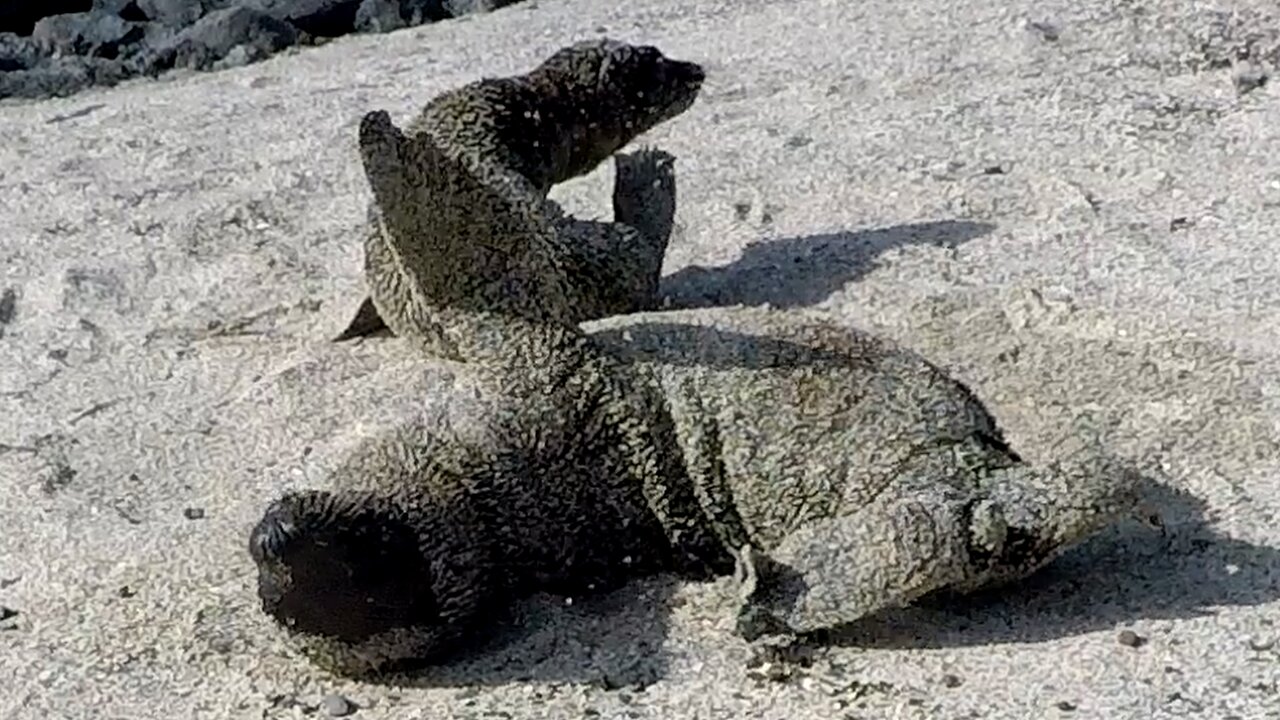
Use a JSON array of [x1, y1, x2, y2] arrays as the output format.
[[733, 479, 1003, 642], [548, 148, 678, 320], [355, 110, 579, 356]]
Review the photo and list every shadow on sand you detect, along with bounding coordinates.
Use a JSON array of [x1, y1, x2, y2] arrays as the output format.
[[374, 476, 1279, 689], [378, 576, 685, 690], [660, 219, 995, 309]]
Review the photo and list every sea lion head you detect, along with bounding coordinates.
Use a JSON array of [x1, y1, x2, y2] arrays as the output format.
[[249, 489, 489, 678], [534, 38, 706, 150]]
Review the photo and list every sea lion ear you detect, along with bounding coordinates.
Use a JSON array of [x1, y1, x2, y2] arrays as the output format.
[[596, 40, 631, 88]]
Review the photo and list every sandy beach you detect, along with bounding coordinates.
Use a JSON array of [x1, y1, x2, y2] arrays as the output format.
[[1, 0, 1278, 717]]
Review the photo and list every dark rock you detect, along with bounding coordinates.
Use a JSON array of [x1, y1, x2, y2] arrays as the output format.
[[398, 0, 448, 23], [0, 1, 92, 36], [183, 507, 205, 519], [2, 0, 526, 101], [1234, 66, 1269, 95], [0, 288, 16, 337], [1117, 629, 1148, 648], [92, 0, 140, 17], [93, 0, 206, 25], [1026, 20, 1061, 42], [354, 0, 406, 32], [442, 0, 520, 17], [144, 6, 297, 72], [31, 11, 147, 59], [242, 0, 362, 38], [0, 32, 41, 71], [353, 0, 449, 32], [136, 0, 214, 27], [0, 55, 129, 99]]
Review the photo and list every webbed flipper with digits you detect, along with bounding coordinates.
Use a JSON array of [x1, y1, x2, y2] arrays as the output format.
[[553, 148, 679, 318], [729, 452, 1145, 650], [732, 477, 988, 643]]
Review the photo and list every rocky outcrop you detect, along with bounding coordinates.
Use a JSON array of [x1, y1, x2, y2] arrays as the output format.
[[0, 0, 525, 100]]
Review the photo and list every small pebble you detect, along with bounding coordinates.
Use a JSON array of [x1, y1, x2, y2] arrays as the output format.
[[183, 507, 205, 520], [764, 664, 790, 683], [1118, 630, 1147, 648], [322, 694, 355, 717], [0, 606, 18, 621], [941, 673, 964, 688], [1056, 700, 1078, 712], [1234, 68, 1269, 95], [1026, 20, 1061, 42], [1247, 635, 1276, 652]]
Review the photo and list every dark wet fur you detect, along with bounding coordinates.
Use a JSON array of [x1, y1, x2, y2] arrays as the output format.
[[249, 491, 438, 644]]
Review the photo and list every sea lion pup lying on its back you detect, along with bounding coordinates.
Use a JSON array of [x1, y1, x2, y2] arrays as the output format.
[[247, 111, 1160, 679]]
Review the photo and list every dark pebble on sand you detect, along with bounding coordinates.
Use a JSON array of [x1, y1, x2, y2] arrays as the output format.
[[1247, 635, 1276, 652], [1234, 67, 1269, 95], [1118, 629, 1147, 648], [183, 507, 205, 520]]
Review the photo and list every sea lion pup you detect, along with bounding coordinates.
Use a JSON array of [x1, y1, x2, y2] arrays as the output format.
[[247, 112, 1157, 679], [335, 38, 705, 344]]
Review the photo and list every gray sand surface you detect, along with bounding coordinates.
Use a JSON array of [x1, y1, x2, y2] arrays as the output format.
[[2, 0, 1279, 717]]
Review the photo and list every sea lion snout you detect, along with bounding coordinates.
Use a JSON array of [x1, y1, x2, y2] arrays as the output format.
[[248, 499, 299, 565], [672, 59, 705, 88]]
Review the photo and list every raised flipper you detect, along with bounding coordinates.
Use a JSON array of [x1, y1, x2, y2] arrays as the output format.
[[609, 147, 677, 285], [553, 148, 678, 318], [353, 110, 579, 356], [338, 145, 681, 342], [732, 477, 1004, 642]]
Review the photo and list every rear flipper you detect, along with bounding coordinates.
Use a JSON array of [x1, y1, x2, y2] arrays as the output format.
[[952, 452, 1151, 593], [733, 478, 1005, 643], [733, 453, 1152, 650]]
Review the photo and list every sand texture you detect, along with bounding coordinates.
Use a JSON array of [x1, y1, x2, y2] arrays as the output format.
[[1, 0, 1279, 717]]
